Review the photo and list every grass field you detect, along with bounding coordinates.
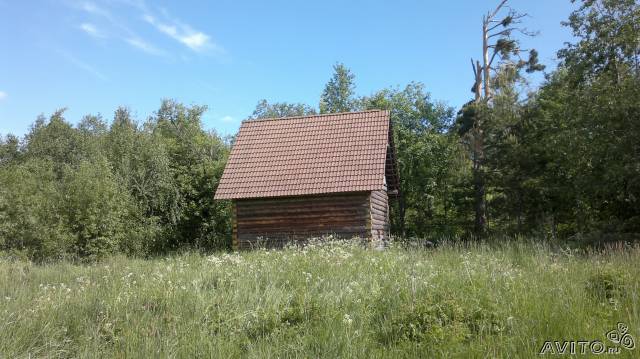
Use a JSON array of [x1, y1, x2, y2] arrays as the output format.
[[0, 239, 638, 358]]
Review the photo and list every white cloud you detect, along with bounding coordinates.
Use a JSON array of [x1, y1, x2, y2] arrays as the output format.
[[180, 32, 209, 50], [79, 22, 106, 38], [71, 0, 225, 58], [143, 14, 221, 53], [73, 1, 166, 57], [80, 1, 111, 18], [126, 37, 166, 56], [0, 91, 7, 101], [220, 116, 234, 123]]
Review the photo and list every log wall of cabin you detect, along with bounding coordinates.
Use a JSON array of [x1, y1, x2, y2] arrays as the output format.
[[369, 190, 389, 240], [234, 192, 371, 249]]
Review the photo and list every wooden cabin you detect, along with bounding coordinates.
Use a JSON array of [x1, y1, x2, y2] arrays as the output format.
[[214, 110, 400, 249]]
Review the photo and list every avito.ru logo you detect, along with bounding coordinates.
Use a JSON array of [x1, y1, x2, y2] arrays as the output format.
[[539, 322, 635, 355]]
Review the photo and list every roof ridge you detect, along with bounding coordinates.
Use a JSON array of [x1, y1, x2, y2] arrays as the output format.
[[242, 109, 388, 123]]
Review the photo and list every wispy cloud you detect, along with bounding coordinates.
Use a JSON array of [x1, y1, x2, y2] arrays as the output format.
[[125, 37, 166, 56], [219, 115, 235, 123], [79, 1, 111, 19], [70, 0, 225, 58], [73, 0, 166, 57], [58, 50, 108, 81], [143, 14, 223, 54], [0, 91, 7, 101], [79, 22, 106, 38]]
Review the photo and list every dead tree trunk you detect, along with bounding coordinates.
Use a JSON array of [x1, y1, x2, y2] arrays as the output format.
[[465, 0, 542, 237], [468, 0, 508, 237], [471, 58, 488, 236]]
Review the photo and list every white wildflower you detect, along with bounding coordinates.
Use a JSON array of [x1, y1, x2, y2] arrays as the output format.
[[303, 272, 312, 283]]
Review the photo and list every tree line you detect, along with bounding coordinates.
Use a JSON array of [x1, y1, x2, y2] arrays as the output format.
[[249, 0, 640, 244], [0, 102, 231, 260], [0, 0, 638, 261]]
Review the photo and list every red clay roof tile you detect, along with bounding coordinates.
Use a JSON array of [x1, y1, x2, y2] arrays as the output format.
[[214, 110, 390, 199]]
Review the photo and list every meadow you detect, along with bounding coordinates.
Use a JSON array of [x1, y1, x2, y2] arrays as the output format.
[[0, 239, 638, 358]]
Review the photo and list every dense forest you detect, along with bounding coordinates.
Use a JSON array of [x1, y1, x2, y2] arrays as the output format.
[[0, 0, 638, 261]]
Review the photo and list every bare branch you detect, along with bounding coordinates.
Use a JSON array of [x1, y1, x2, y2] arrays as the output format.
[[489, 49, 499, 67], [471, 58, 478, 78], [488, 29, 514, 39], [487, 22, 505, 32], [488, 10, 528, 32], [487, 0, 509, 22], [489, 28, 538, 41]]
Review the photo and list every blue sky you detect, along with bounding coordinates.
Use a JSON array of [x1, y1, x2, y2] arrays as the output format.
[[0, 0, 577, 137]]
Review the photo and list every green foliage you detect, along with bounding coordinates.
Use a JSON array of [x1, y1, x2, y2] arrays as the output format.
[[248, 99, 317, 119], [319, 62, 357, 114], [551, 0, 640, 237], [0, 160, 72, 260], [360, 83, 471, 238], [242, 297, 320, 340], [0, 134, 20, 165], [0, 100, 231, 261], [585, 268, 628, 302], [446, 0, 640, 242], [376, 293, 502, 346], [24, 110, 85, 177], [2, 0, 639, 258], [150, 100, 231, 250], [560, 0, 640, 81], [62, 159, 134, 260]]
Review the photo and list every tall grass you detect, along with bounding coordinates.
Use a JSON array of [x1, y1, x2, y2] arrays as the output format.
[[0, 239, 638, 358]]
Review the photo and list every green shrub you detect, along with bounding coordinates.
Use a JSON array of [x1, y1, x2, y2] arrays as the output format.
[[280, 296, 321, 326], [0, 160, 74, 261], [241, 296, 321, 340], [585, 268, 628, 302], [376, 293, 503, 346], [62, 159, 134, 260]]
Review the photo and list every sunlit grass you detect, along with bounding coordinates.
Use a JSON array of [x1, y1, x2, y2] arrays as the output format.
[[0, 239, 638, 358]]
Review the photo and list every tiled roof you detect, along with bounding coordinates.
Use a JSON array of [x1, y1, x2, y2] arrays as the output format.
[[214, 110, 391, 199]]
